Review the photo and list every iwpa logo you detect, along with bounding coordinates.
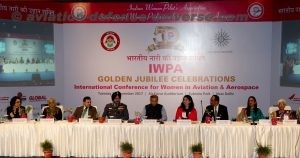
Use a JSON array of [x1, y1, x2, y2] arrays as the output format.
[[100, 31, 121, 51]]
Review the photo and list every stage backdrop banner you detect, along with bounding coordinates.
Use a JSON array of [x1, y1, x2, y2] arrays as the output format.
[[5, 0, 300, 119], [63, 22, 271, 119], [0, 1, 300, 23]]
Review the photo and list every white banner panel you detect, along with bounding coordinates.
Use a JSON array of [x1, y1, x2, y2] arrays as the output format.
[[63, 23, 271, 119]]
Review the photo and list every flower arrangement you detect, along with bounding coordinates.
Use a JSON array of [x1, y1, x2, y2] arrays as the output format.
[[67, 115, 75, 122], [20, 107, 28, 118], [134, 111, 141, 117], [204, 109, 213, 123], [205, 109, 213, 116], [25, 106, 32, 113], [269, 112, 277, 125], [134, 111, 141, 124], [9, 112, 14, 118]]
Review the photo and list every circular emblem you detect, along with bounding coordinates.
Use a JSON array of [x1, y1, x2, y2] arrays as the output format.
[[71, 5, 87, 21], [100, 31, 120, 51], [248, 2, 264, 19], [214, 29, 231, 47]]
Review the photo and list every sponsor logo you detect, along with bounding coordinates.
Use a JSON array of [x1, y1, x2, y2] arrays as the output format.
[[100, 31, 121, 51], [289, 94, 300, 102], [214, 29, 231, 47], [248, 2, 264, 19], [29, 95, 47, 102], [147, 26, 183, 52], [71, 5, 87, 21], [0, 96, 9, 101], [21, 96, 27, 101]]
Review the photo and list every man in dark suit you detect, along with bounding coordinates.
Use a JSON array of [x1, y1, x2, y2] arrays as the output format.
[[202, 95, 229, 122], [73, 96, 98, 120]]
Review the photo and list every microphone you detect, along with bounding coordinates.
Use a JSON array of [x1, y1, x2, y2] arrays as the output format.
[[200, 100, 203, 117]]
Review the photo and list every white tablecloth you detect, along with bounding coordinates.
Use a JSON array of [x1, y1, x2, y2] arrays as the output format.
[[0, 122, 36, 157], [200, 123, 256, 158], [0, 121, 73, 157], [0, 121, 299, 158], [160, 123, 200, 158], [256, 125, 300, 158]]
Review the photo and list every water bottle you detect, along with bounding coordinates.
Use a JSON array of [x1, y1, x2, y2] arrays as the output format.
[[37, 112, 40, 121]]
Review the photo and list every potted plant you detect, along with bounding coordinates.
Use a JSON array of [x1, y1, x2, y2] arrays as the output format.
[[256, 144, 271, 158], [40, 139, 53, 158], [190, 142, 203, 158], [120, 141, 133, 158]]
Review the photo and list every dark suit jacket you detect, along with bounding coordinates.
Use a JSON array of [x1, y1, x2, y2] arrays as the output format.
[[73, 105, 98, 120], [201, 104, 229, 122], [7, 106, 26, 119]]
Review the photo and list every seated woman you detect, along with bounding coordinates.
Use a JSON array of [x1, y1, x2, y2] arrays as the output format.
[[237, 96, 264, 122], [175, 95, 197, 121], [7, 96, 26, 119], [42, 98, 62, 120], [274, 99, 296, 120]]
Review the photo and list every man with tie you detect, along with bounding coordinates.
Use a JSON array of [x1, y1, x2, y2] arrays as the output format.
[[73, 96, 98, 120], [102, 91, 129, 120], [201, 95, 229, 122]]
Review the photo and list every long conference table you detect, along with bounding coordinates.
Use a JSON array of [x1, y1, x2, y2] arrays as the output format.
[[0, 121, 299, 158]]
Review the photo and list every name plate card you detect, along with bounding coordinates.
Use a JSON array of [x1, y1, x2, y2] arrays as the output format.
[[107, 119, 122, 124], [79, 118, 93, 124], [259, 119, 271, 125], [176, 119, 192, 125], [40, 118, 55, 123], [283, 120, 297, 125], [142, 119, 157, 125], [216, 120, 231, 125], [12, 118, 27, 123]]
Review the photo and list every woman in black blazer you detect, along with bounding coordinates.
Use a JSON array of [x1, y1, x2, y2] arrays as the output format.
[[7, 96, 26, 119]]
